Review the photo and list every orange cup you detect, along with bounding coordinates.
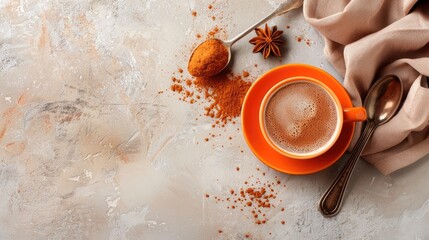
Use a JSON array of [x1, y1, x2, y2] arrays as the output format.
[[259, 76, 366, 160]]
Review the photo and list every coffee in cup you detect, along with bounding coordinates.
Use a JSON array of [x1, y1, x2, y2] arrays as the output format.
[[265, 80, 338, 154], [260, 76, 366, 159]]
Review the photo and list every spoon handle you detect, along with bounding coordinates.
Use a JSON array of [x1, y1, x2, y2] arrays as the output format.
[[275, 0, 304, 16], [319, 121, 377, 217], [226, 0, 303, 45]]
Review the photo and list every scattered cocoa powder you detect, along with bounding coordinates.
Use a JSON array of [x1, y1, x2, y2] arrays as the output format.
[[208, 26, 220, 37], [170, 69, 251, 128], [206, 26, 228, 39], [191, 11, 197, 17], [208, 4, 213, 9], [205, 169, 286, 225], [170, 84, 183, 93], [196, 33, 201, 39], [295, 35, 313, 46], [194, 73, 251, 122], [242, 71, 250, 78]]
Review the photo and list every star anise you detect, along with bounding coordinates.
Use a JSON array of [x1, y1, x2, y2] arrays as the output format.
[[249, 23, 285, 59]]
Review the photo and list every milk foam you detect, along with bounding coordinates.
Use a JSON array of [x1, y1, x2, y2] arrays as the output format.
[[265, 82, 338, 154]]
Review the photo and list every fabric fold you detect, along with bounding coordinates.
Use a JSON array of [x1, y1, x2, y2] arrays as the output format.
[[303, 0, 429, 175]]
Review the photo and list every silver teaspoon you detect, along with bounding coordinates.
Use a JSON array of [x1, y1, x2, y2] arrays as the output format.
[[188, 0, 303, 77], [319, 75, 403, 217]]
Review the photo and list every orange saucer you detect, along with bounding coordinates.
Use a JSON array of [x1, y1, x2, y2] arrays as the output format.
[[241, 64, 355, 175]]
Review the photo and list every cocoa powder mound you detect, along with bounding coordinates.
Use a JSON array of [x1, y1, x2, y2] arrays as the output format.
[[188, 39, 228, 77]]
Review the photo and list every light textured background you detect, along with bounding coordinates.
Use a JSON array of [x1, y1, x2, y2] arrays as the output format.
[[0, 0, 428, 239]]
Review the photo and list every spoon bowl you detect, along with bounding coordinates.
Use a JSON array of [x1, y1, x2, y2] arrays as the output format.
[[187, 39, 232, 77], [365, 75, 403, 124]]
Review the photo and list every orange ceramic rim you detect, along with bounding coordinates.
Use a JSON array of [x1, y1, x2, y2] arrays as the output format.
[[259, 77, 344, 159], [241, 64, 355, 175]]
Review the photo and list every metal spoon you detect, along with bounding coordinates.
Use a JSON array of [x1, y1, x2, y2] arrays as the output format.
[[319, 75, 403, 217], [187, 0, 303, 77]]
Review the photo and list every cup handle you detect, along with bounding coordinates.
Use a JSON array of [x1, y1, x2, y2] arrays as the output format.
[[343, 107, 366, 122]]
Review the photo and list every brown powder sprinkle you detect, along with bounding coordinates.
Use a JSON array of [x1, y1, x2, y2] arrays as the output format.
[[218, 230, 223, 233], [170, 84, 183, 93], [294, 35, 313, 46], [242, 71, 250, 78], [196, 33, 201, 38], [207, 168, 286, 225], [208, 4, 213, 9], [195, 73, 251, 122], [170, 69, 252, 127], [191, 11, 197, 17], [236, 167, 240, 171], [178, 68, 183, 73], [208, 26, 220, 37]]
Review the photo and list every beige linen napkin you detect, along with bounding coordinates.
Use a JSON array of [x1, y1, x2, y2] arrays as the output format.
[[303, 0, 429, 175]]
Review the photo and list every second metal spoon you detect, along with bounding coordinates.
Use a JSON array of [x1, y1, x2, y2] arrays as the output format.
[[319, 75, 403, 217]]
